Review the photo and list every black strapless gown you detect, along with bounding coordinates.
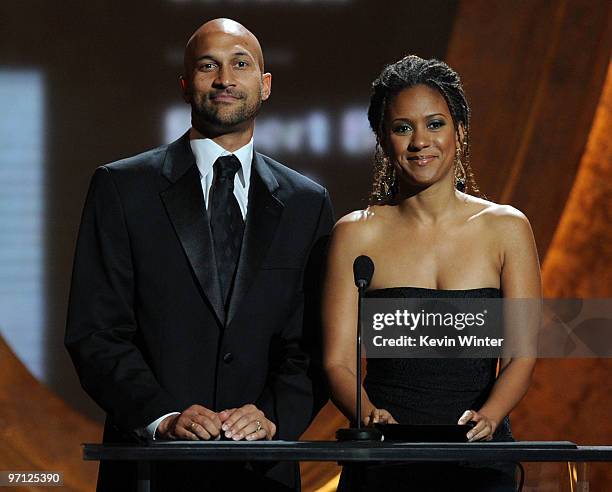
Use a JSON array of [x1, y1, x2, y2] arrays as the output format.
[[338, 287, 517, 492]]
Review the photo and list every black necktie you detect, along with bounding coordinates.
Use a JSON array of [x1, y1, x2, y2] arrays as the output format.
[[210, 155, 245, 305]]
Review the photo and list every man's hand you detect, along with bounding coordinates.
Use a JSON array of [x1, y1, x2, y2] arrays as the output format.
[[156, 404, 222, 441], [218, 404, 276, 441]]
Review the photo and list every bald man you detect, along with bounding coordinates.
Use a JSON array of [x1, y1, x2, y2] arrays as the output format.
[[66, 19, 333, 491]]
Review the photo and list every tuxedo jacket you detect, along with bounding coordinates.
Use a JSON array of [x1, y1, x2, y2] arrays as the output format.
[[65, 132, 334, 491]]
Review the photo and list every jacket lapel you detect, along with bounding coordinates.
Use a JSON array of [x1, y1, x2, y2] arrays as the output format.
[[227, 152, 284, 325], [160, 132, 225, 325]]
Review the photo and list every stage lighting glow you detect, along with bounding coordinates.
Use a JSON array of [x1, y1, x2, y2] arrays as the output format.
[[163, 105, 373, 157], [341, 106, 376, 155], [0, 69, 45, 380]]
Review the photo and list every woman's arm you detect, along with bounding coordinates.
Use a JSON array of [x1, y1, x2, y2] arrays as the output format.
[[322, 213, 397, 425], [459, 208, 541, 441]]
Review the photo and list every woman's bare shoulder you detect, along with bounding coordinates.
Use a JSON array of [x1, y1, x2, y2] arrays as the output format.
[[332, 205, 392, 248], [461, 194, 533, 241]]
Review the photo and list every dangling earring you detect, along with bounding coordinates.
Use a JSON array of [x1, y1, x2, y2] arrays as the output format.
[[381, 154, 397, 198], [371, 144, 397, 202], [454, 145, 466, 192]]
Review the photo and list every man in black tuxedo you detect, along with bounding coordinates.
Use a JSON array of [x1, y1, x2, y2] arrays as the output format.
[[65, 18, 333, 491]]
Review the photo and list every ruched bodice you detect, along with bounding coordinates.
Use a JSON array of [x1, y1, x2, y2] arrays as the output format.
[[363, 286, 513, 441]]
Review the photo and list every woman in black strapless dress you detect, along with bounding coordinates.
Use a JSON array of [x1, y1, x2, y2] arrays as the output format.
[[322, 55, 541, 491]]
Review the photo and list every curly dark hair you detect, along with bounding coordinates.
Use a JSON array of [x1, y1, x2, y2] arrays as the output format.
[[367, 55, 479, 202]]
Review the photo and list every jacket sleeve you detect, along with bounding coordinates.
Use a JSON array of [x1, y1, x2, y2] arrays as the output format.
[[65, 167, 178, 432], [255, 188, 334, 440]]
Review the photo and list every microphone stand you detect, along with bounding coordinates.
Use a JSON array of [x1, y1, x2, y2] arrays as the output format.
[[336, 279, 382, 441]]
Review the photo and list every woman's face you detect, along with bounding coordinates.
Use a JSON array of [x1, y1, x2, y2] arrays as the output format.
[[383, 84, 461, 190]]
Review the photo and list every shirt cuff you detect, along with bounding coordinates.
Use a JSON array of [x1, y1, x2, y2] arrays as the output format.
[[139, 412, 180, 440]]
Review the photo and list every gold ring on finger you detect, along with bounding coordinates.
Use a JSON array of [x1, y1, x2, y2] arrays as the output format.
[[255, 420, 262, 432], [190, 422, 196, 430]]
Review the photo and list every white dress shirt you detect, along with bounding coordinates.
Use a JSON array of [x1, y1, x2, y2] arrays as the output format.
[[140, 136, 254, 440], [190, 136, 253, 219]]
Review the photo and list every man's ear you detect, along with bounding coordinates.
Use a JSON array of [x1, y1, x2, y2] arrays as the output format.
[[261, 72, 272, 101], [179, 76, 191, 103]]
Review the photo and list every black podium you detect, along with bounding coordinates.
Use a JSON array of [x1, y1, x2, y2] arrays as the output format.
[[83, 440, 612, 492]]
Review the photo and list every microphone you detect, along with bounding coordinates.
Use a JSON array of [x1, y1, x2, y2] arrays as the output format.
[[336, 255, 382, 441], [353, 255, 374, 290]]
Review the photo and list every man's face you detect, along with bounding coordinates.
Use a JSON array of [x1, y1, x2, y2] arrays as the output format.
[[183, 31, 271, 132]]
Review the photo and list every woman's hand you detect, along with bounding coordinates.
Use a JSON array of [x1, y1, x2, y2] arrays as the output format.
[[364, 408, 398, 426], [458, 409, 498, 442]]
